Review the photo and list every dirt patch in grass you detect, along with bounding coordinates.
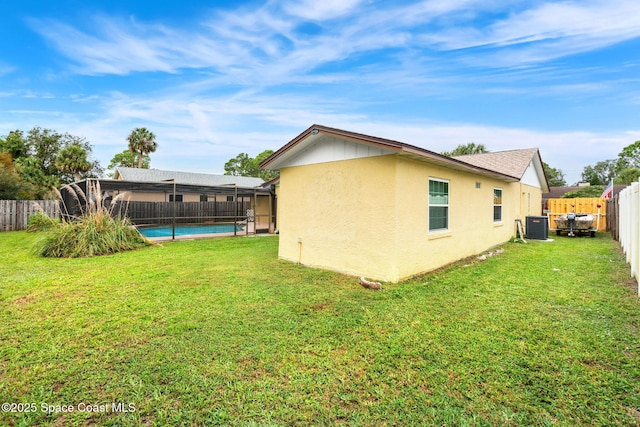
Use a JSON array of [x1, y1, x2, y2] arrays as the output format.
[[12, 294, 36, 306], [626, 407, 640, 424], [310, 301, 333, 312]]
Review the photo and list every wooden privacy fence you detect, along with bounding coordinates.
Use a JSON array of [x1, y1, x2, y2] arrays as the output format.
[[617, 180, 640, 295], [0, 200, 60, 231], [109, 201, 252, 225], [607, 196, 619, 241], [545, 198, 608, 231]]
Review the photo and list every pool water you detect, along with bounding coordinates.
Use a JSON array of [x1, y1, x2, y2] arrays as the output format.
[[138, 224, 244, 238]]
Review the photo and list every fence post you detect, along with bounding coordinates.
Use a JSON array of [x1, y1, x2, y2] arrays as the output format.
[[631, 184, 638, 277]]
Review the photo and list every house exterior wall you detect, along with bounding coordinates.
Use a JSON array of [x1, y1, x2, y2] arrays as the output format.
[[391, 156, 521, 281], [277, 154, 542, 282], [277, 155, 399, 280], [519, 183, 543, 217]]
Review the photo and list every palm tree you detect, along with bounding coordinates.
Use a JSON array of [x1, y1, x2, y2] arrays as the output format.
[[127, 128, 157, 168], [55, 144, 93, 181]]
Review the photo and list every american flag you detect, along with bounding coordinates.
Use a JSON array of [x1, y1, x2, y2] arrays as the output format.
[[600, 180, 613, 198]]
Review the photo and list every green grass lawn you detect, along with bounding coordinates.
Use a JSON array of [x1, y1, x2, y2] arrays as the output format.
[[1, 232, 639, 426]]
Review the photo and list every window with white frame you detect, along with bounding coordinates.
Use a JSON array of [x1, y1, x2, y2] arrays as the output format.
[[493, 188, 503, 222], [429, 178, 449, 231]]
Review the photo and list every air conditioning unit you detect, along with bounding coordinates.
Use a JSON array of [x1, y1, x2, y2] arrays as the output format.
[[525, 216, 548, 240]]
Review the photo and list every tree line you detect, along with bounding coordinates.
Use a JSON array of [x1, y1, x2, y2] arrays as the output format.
[[4, 126, 636, 201], [223, 150, 278, 181], [0, 127, 158, 200], [0, 124, 279, 200], [581, 141, 640, 186], [0, 124, 278, 200]]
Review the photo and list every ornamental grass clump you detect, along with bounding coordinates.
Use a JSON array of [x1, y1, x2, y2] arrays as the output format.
[[35, 181, 151, 258], [26, 210, 61, 232]]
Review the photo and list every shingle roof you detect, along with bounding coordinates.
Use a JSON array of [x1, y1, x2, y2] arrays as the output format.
[[114, 167, 265, 188], [453, 148, 541, 179]]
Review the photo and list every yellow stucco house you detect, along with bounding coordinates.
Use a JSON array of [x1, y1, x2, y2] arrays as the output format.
[[261, 124, 549, 283]]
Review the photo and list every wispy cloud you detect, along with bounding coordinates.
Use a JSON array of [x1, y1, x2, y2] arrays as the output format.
[[13, 0, 640, 185], [424, 0, 640, 66], [32, 0, 640, 80], [283, 0, 365, 20], [30, 15, 238, 75]]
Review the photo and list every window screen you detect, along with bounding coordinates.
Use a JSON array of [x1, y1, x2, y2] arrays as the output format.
[[429, 179, 449, 231]]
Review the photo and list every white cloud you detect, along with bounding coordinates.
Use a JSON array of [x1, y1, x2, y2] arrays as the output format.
[[30, 16, 239, 75], [28, 0, 640, 84], [424, 0, 640, 66], [488, 0, 640, 47], [283, 0, 365, 20]]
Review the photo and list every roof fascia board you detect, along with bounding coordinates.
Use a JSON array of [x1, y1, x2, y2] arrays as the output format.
[[260, 124, 318, 169]]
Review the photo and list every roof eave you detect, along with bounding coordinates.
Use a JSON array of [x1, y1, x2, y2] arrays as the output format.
[[533, 150, 551, 193], [261, 124, 519, 182]]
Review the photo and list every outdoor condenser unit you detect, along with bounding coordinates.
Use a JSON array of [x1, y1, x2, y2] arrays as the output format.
[[525, 216, 549, 240]]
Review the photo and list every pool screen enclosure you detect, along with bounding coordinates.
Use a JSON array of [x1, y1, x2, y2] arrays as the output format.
[[62, 178, 276, 240]]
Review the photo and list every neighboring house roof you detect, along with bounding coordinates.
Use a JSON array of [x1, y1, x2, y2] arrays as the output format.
[[261, 124, 548, 190], [113, 167, 265, 188], [261, 124, 520, 183]]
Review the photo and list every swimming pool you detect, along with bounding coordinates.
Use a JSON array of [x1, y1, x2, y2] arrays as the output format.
[[138, 224, 244, 238]]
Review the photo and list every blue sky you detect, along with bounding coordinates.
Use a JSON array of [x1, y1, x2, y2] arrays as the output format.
[[2, 0, 640, 185]]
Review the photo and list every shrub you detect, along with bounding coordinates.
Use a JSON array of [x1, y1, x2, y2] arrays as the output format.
[[37, 214, 149, 258], [36, 181, 151, 258], [563, 185, 605, 198], [26, 211, 60, 232]]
